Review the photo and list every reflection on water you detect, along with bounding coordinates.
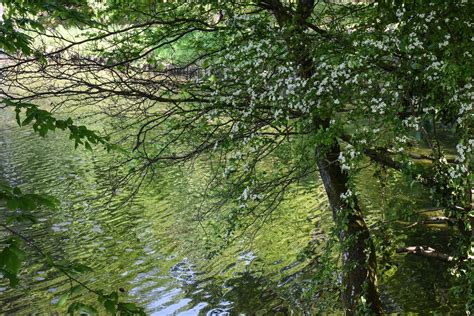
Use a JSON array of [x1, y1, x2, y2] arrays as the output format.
[[0, 109, 466, 314], [0, 110, 318, 315]]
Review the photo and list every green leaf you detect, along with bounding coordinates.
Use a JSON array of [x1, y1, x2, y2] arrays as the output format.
[[15, 108, 21, 126], [12, 213, 38, 223], [57, 292, 71, 307], [0, 243, 25, 278], [56, 120, 68, 129], [35, 195, 59, 208], [70, 285, 82, 295], [19, 196, 36, 211], [84, 141, 92, 151], [21, 114, 34, 126], [0, 269, 19, 287], [45, 254, 55, 266], [104, 300, 117, 315], [106, 291, 118, 303], [119, 302, 139, 312], [6, 198, 19, 210]]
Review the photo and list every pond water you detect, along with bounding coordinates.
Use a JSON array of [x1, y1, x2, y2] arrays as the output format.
[[0, 109, 466, 315]]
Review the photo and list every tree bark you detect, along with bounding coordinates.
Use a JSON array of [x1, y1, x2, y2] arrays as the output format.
[[396, 246, 454, 262], [258, 1, 383, 312], [316, 142, 383, 315]]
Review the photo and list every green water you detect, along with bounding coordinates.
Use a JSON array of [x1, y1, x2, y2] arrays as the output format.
[[0, 110, 466, 315]]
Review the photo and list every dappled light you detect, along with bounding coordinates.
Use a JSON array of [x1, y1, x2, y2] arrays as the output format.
[[0, 1, 473, 315]]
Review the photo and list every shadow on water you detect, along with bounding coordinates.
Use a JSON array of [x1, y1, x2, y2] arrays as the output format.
[[357, 163, 466, 314]]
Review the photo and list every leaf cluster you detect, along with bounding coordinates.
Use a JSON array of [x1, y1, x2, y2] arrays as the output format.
[[4, 99, 112, 150]]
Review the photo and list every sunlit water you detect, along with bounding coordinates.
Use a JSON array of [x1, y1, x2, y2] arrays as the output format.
[[0, 110, 466, 314]]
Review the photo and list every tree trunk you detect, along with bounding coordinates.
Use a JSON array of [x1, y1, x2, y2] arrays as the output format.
[[316, 142, 382, 315], [260, 0, 382, 311]]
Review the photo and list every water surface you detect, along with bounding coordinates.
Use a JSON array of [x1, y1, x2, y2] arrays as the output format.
[[0, 109, 466, 314]]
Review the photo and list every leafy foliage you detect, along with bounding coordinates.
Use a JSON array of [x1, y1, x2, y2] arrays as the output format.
[[0, 0, 473, 314], [0, 0, 95, 55], [98, 291, 146, 316], [0, 182, 58, 221], [3, 99, 112, 150], [0, 237, 25, 287]]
